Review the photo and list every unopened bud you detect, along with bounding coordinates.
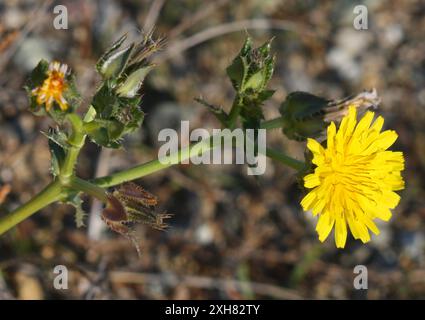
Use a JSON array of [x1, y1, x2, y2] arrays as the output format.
[[280, 89, 381, 141]]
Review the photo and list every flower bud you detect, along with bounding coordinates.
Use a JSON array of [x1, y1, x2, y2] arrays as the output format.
[[280, 89, 381, 141], [116, 65, 154, 98], [226, 37, 275, 94]]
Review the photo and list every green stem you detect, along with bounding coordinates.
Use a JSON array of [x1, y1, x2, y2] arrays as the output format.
[[60, 146, 81, 182], [260, 116, 284, 130], [94, 135, 218, 188], [266, 147, 305, 171], [60, 114, 86, 183], [226, 95, 242, 129], [68, 177, 108, 202], [94, 131, 305, 188], [0, 181, 62, 236]]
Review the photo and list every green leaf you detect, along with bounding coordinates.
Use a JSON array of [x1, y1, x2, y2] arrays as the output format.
[[122, 105, 144, 134], [43, 128, 69, 177], [84, 119, 125, 148], [91, 83, 118, 117], [226, 56, 248, 92], [258, 90, 275, 102]]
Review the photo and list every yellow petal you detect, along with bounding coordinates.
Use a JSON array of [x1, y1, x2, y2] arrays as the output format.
[[316, 213, 334, 242], [307, 138, 324, 155], [301, 191, 316, 211], [377, 130, 398, 150], [304, 174, 321, 188], [335, 215, 347, 248]]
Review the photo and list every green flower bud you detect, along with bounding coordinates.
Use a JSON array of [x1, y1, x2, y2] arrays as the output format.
[[116, 65, 154, 98], [226, 37, 275, 94], [89, 32, 161, 149], [280, 89, 381, 141], [100, 44, 134, 80]]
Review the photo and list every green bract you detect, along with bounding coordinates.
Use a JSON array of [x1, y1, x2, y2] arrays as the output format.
[[280, 91, 331, 141]]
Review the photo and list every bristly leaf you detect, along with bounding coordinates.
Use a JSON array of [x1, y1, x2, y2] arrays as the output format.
[[42, 128, 69, 177], [91, 83, 119, 117], [226, 55, 248, 92], [66, 193, 87, 228], [194, 97, 229, 127], [84, 119, 125, 149]]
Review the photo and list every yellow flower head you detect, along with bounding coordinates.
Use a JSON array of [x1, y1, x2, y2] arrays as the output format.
[[301, 106, 405, 248], [32, 61, 69, 112]]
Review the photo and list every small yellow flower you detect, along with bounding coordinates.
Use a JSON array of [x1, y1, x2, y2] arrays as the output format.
[[32, 61, 69, 111], [301, 106, 405, 248]]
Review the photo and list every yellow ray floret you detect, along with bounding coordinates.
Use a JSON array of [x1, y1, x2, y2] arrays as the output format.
[[301, 106, 405, 248], [32, 61, 69, 112]]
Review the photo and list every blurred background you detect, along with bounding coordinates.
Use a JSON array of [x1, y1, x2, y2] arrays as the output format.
[[0, 0, 424, 299]]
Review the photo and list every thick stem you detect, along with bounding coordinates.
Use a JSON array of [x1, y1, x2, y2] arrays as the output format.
[[0, 181, 62, 235]]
